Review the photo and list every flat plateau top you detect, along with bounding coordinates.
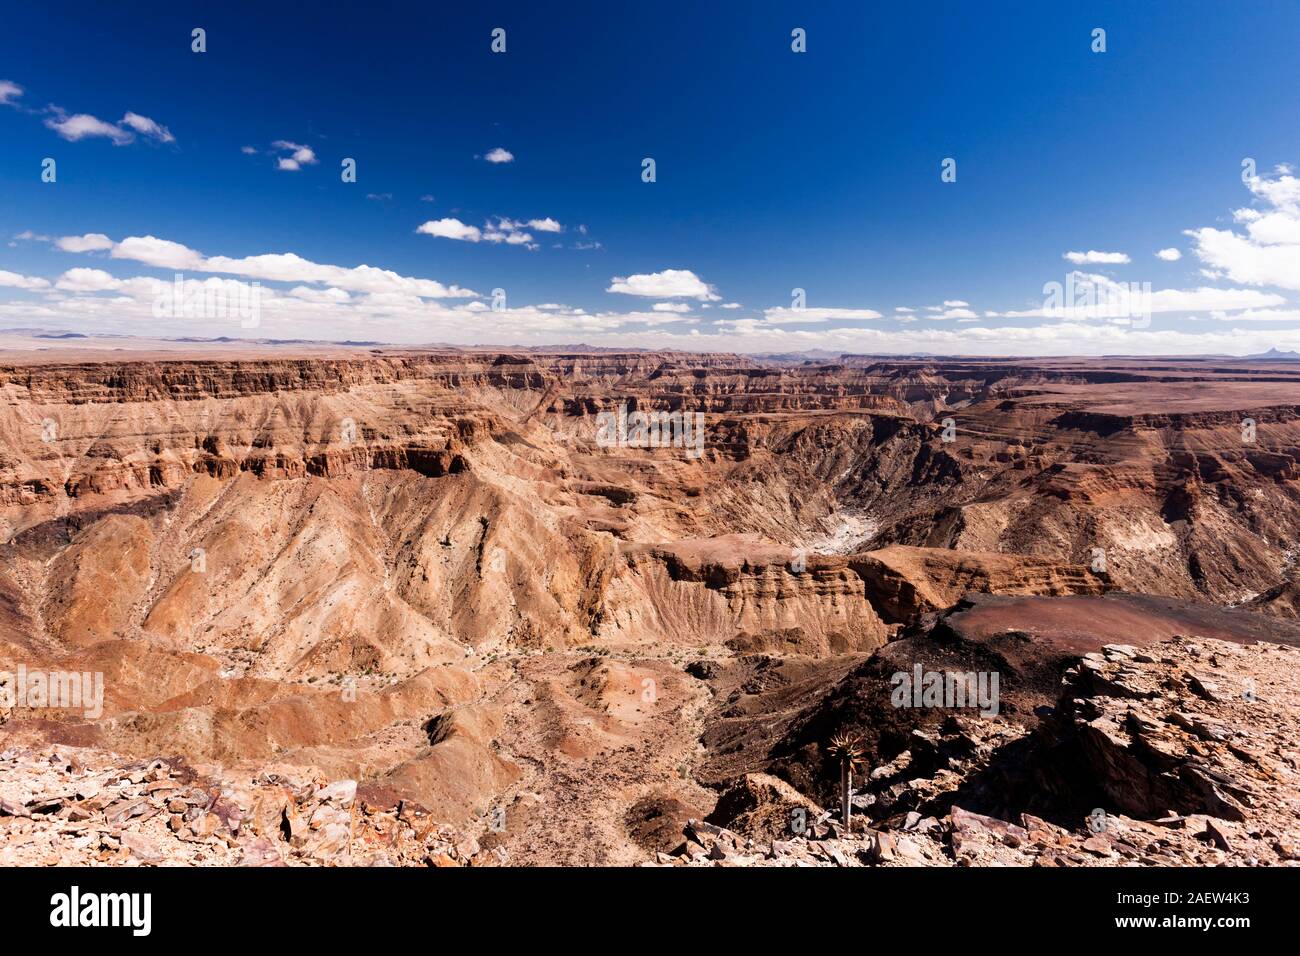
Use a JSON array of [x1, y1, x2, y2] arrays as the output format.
[[2, 333, 1300, 415], [1009, 380, 1300, 415]]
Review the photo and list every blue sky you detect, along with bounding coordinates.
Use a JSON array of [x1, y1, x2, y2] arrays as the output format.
[[2, 0, 1300, 354]]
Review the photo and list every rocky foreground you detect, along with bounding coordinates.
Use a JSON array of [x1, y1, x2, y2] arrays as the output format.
[[2, 635, 1296, 867], [668, 635, 1300, 867], [0, 750, 493, 867]]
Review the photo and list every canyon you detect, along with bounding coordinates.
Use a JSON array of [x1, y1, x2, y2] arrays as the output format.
[[2, 336, 1299, 866]]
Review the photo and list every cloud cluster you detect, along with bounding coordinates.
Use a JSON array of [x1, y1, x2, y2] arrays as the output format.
[[271, 141, 318, 171], [44, 108, 173, 145], [2, 77, 173, 146], [6, 158, 1300, 357], [0, 269, 703, 344], [417, 216, 561, 250], [925, 302, 978, 320], [53, 232, 477, 298], [0, 233, 712, 344], [1187, 165, 1300, 291], [989, 271, 1282, 321]]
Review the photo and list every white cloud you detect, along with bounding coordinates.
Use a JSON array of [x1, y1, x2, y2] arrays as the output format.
[[894, 307, 915, 313], [240, 146, 258, 155], [0, 80, 22, 106], [417, 218, 482, 241], [1248, 168, 1300, 213], [45, 111, 134, 145], [942, 299, 969, 307], [55, 267, 122, 292], [1187, 227, 1299, 283], [55, 233, 114, 253], [483, 147, 514, 164], [652, 302, 691, 312], [1239, 212, 1300, 246], [271, 141, 318, 171], [1156, 248, 1182, 261], [1064, 250, 1131, 265], [120, 112, 174, 143], [0, 270, 50, 291], [720, 302, 742, 309], [112, 235, 205, 270], [607, 269, 719, 300], [758, 306, 882, 325], [527, 218, 562, 232]]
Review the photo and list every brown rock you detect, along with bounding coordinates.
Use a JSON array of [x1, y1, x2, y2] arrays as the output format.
[[0, 799, 31, 818], [1204, 819, 1233, 852], [950, 806, 1029, 853], [283, 804, 310, 846], [705, 773, 824, 841], [867, 831, 897, 864], [237, 836, 284, 867], [103, 798, 149, 826], [1187, 674, 1224, 703], [119, 832, 163, 864], [187, 812, 220, 840]]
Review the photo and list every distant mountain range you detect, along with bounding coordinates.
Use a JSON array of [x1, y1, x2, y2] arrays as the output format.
[[1245, 347, 1300, 360]]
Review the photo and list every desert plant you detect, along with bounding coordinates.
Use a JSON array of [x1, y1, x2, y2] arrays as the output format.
[[827, 734, 864, 828]]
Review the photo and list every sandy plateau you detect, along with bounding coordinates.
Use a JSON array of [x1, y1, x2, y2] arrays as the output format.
[[2, 340, 1300, 866]]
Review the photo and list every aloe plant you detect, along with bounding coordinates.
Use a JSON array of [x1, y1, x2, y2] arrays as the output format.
[[827, 734, 864, 829]]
